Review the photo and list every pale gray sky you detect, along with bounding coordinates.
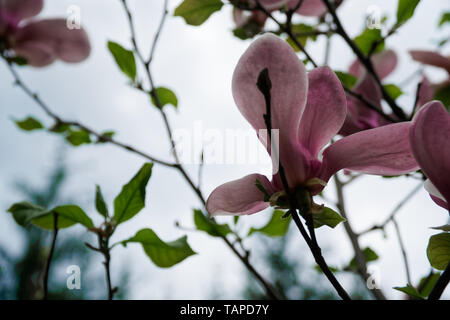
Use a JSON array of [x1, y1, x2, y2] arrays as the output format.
[[0, 0, 449, 299]]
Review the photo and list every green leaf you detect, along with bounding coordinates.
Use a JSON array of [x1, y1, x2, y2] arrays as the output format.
[[174, 0, 223, 26], [396, 0, 420, 26], [314, 265, 340, 273], [193, 209, 231, 237], [286, 23, 317, 52], [312, 207, 346, 229], [151, 87, 178, 109], [65, 129, 92, 146], [434, 84, 450, 108], [49, 122, 71, 134], [348, 247, 379, 271], [97, 131, 116, 143], [95, 185, 109, 218], [233, 216, 240, 225], [417, 272, 441, 298], [113, 163, 153, 225], [354, 28, 384, 56], [107, 41, 137, 81], [334, 71, 358, 89], [8, 202, 94, 229], [14, 116, 44, 131], [383, 84, 403, 100], [427, 232, 450, 270], [7, 202, 47, 227], [33, 205, 94, 230], [394, 285, 424, 299], [248, 210, 291, 237], [438, 12, 450, 27], [122, 228, 196, 268]]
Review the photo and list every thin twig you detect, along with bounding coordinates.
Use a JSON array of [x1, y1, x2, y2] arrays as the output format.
[[321, 0, 407, 121], [344, 86, 397, 123], [392, 217, 412, 285], [120, 0, 282, 300], [43, 213, 58, 300], [3, 61, 174, 168], [334, 174, 386, 300], [358, 183, 423, 236], [254, 0, 318, 67]]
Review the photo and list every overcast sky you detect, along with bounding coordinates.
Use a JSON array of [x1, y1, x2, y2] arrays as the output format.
[[1, 0, 449, 299]]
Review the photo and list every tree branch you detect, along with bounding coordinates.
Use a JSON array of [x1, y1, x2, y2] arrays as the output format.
[[43, 213, 58, 300], [334, 174, 386, 300], [120, 0, 282, 300], [321, 0, 407, 120]]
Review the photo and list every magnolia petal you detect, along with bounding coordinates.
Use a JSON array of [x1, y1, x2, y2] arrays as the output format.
[[349, 50, 398, 80], [287, 0, 327, 16], [14, 19, 91, 65], [321, 123, 419, 181], [12, 40, 56, 67], [340, 74, 383, 136], [410, 50, 450, 74], [410, 101, 450, 203], [233, 8, 267, 28], [0, 0, 43, 22], [250, 0, 289, 11], [425, 180, 449, 209], [206, 174, 274, 216], [232, 33, 307, 136], [298, 67, 347, 157], [338, 111, 365, 136], [232, 34, 308, 185]]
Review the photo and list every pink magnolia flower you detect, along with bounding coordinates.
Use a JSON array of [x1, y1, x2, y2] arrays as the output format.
[[206, 34, 418, 216], [286, 0, 327, 16], [410, 101, 450, 211], [410, 50, 450, 107], [0, 0, 91, 67], [339, 50, 398, 136]]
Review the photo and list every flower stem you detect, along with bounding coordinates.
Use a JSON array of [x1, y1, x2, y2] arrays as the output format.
[[428, 262, 450, 300], [257, 68, 351, 300]]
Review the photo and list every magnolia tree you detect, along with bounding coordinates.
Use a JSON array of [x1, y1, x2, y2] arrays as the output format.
[[1, 0, 449, 300]]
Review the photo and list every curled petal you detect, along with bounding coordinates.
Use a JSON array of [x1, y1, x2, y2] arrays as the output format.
[[410, 50, 450, 74], [0, 0, 43, 22], [13, 19, 91, 66], [206, 174, 274, 216], [321, 123, 419, 182], [298, 67, 347, 157], [349, 49, 398, 80], [410, 101, 450, 203], [424, 180, 448, 210]]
